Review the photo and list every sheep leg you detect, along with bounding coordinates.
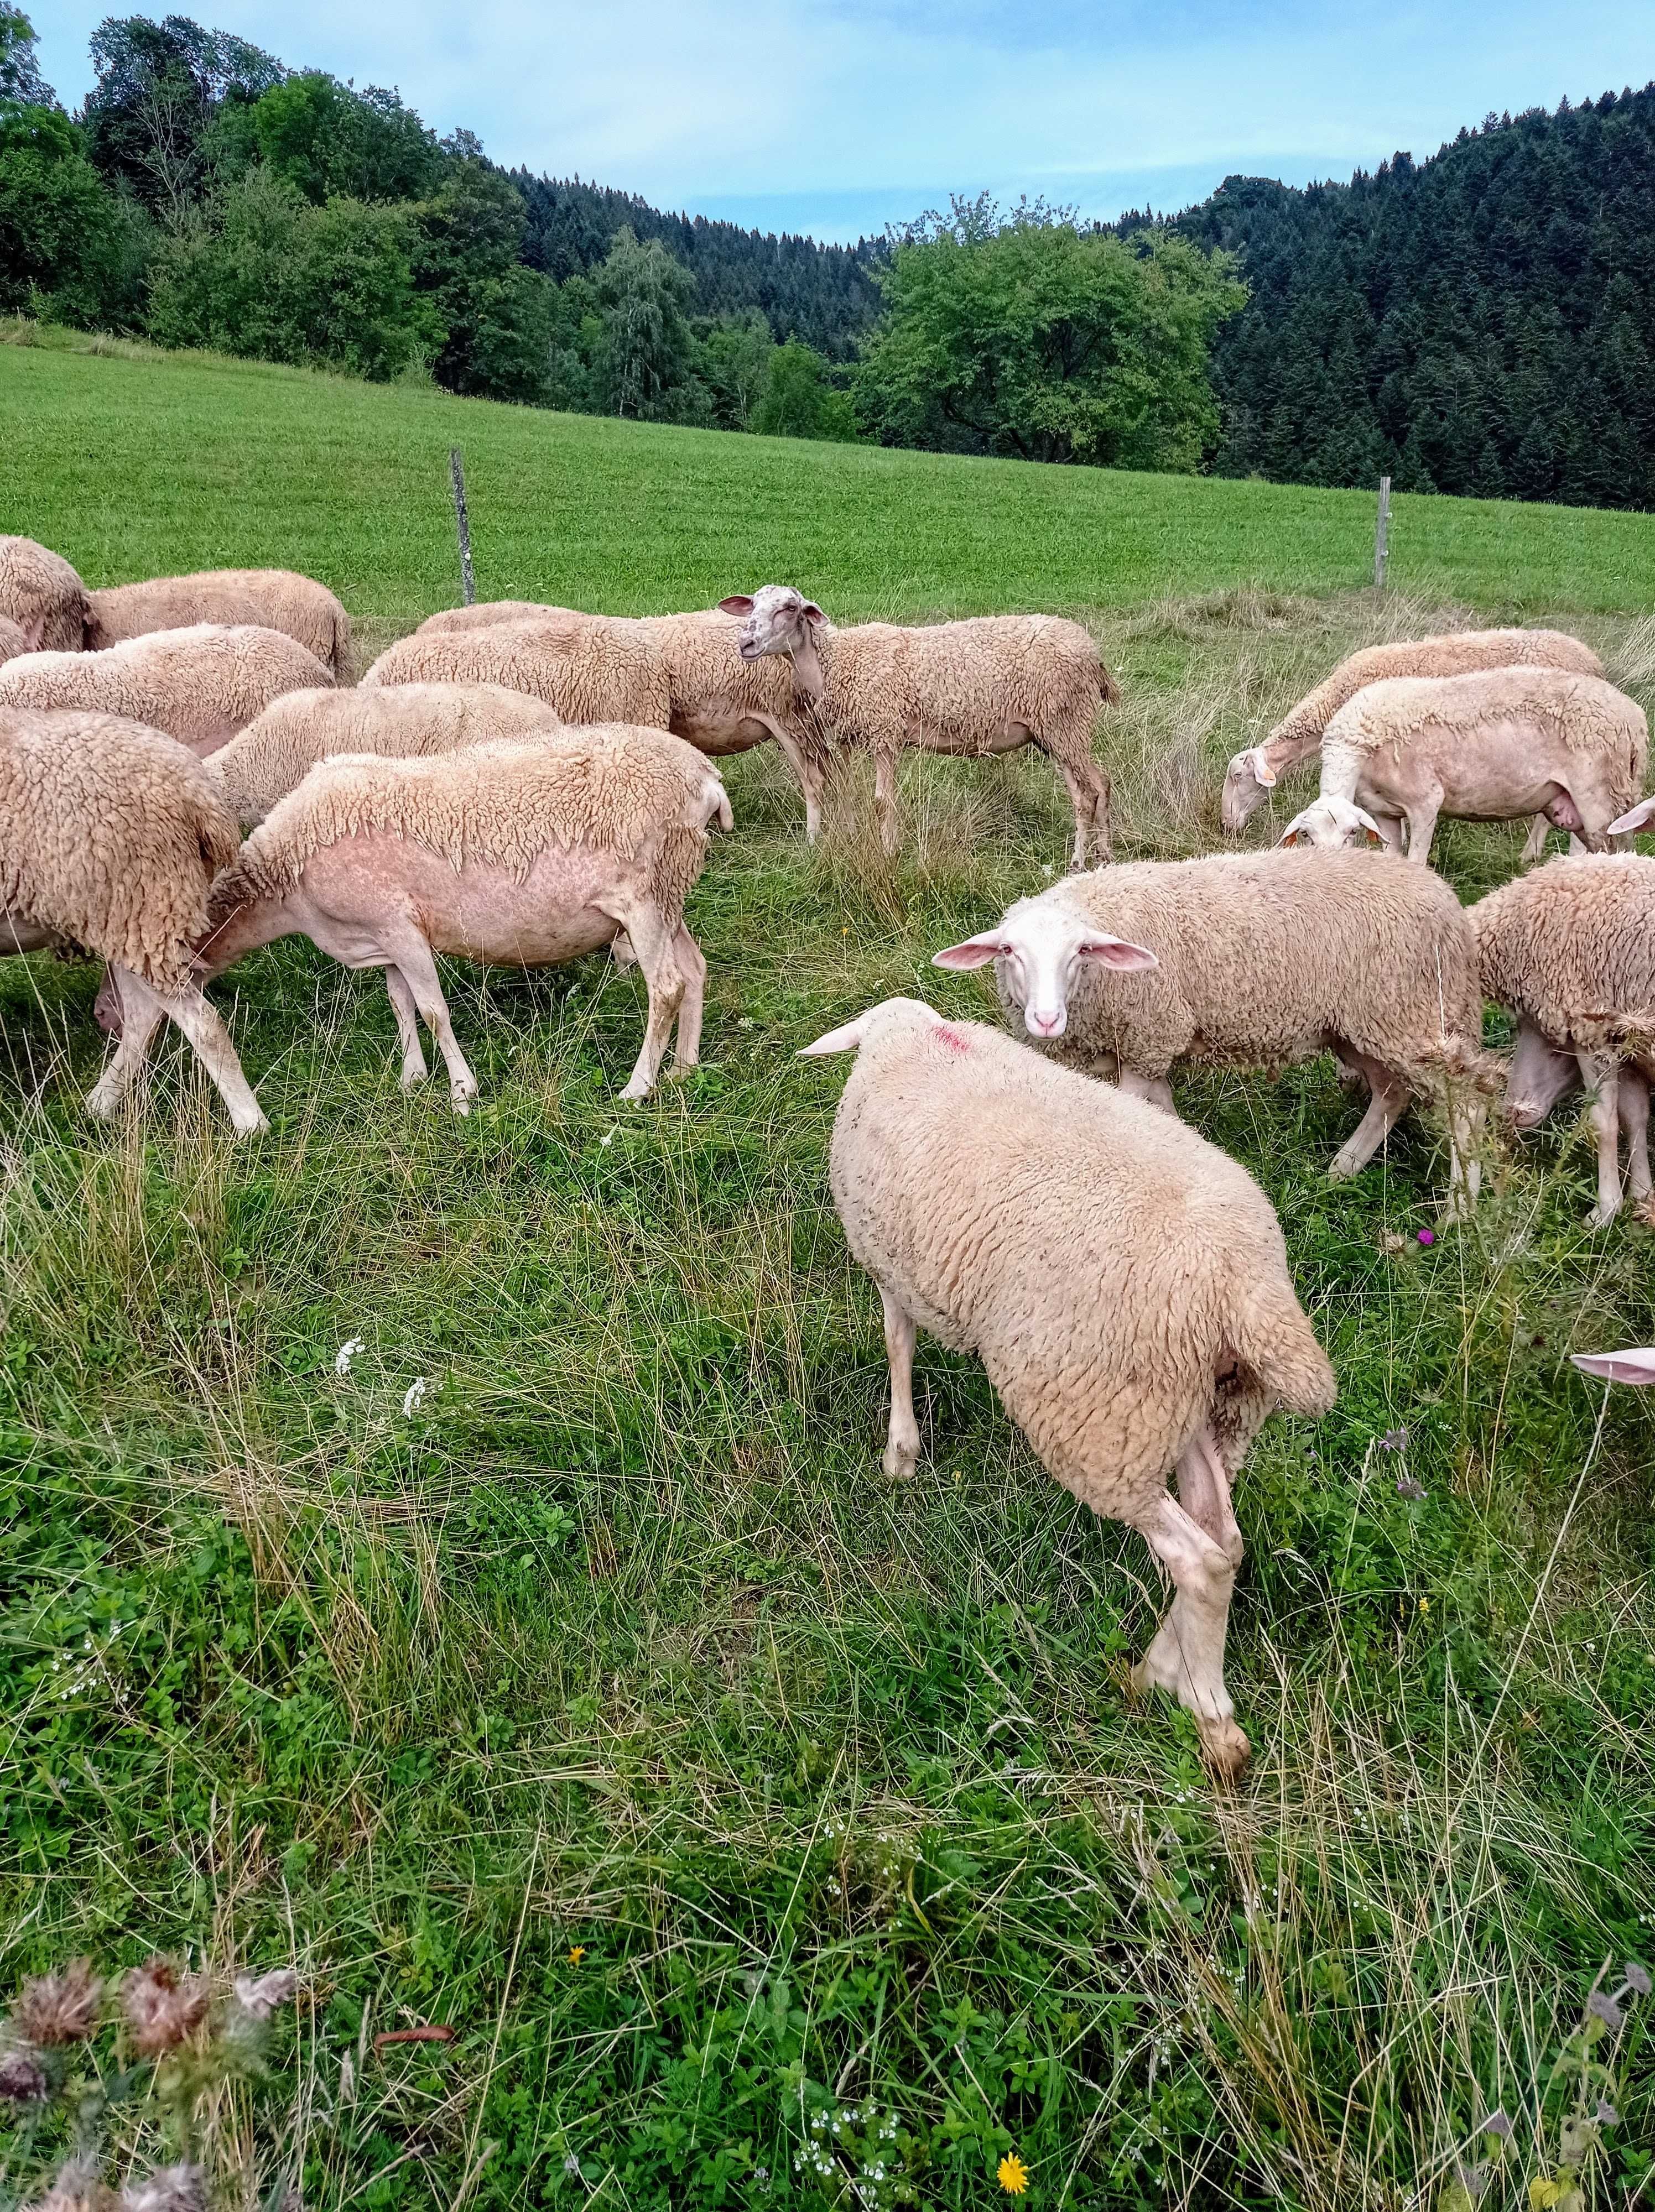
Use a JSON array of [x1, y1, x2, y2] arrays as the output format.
[[93, 967, 268, 1135], [383, 967, 429, 1088], [1118, 1068, 1177, 1115], [1328, 1047, 1409, 1178], [598, 898, 684, 1102], [671, 924, 707, 1067], [1521, 814, 1550, 864], [84, 966, 168, 1119], [1057, 761, 1095, 870], [1401, 798, 1440, 863], [873, 749, 902, 857], [378, 928, 477, 1114], [1173, 1420, 1245, 1568], [772, 729, 825, 844], [1443, 1088, 1485, 1224], [878, 1286, 920, 1480], [1619, 1068, 1651, 1202], [1128, 1488, 1248, 1781], [1581, 1053, 1623, 1226], [1372, 813, 1407, 854]]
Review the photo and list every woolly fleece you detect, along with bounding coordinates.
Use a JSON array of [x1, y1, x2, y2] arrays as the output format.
[[85, 568, 353, 676], [363, 617, 670, 728], [0, 625, 335, 752], [1270, 629, 1603, 753], [0, 536, 88, 654], [1473, 853, 1655, 1058]]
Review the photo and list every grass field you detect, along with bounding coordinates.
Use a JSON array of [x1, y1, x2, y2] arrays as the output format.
[[2, 331, 1654, 2212]]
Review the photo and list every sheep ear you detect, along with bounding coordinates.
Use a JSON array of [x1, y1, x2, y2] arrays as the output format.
[[1607, 795, 1655, 834], [1078, 936, 1158, 971], [717, 596, 754, 616], [799, 1012, 872, 1056], [1354, 807, 1387, 846], [1277, 812, 1313, 847], [1248, 747, 1277, 789], [1572, 1347, 1655, 1385], [932, 934, 1009, 970], [801, 602, 826, 627]]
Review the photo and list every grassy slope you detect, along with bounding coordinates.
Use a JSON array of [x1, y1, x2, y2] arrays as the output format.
[[1, 337, 1653, 2211]]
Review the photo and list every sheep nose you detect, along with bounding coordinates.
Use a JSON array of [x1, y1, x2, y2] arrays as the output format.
[[1026, 1009, 1065, 1037]]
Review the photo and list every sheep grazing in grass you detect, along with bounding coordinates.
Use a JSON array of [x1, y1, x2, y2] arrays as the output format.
[[197, 727, 731, 1108], [1276, 667, 1647, 865], [0, 616, 30, 666], [934, 847, 1491, 1220], [363, 615, 670, 731], [85, 567, 353, 677], [0, 536, 89, 654], [210, 682, 564, 826], [803, 997, 1335, 1778], [0, 708, 266, 1134], [1472, 853, 1655, 1225], [0, 625, 335, 758], [1222, 627, 1604, 853], [720, 584, 1118, 866]]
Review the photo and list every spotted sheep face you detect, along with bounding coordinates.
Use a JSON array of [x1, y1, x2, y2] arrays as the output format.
[[716, 586, 825, 665], [933, 905, 1158, 1041]]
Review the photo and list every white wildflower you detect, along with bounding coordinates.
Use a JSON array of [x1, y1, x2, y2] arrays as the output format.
[[402, 1378, 428, 1418], [334, 1337, 365, 1374]]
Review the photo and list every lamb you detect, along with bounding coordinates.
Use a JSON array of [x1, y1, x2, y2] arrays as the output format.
[[1471, 854, 1655, 1225], [1276, 667, 1648, 865], [197, 727, 731, 1108], [363, 615, 670, 731], [0, 536, 89, 654], [0, 707, 265, 1134], [933, 847, 1490, 1218], [1222, 627, 1604, 858], [720, 585, 1118, 865], [210, 682, 565, 826], [802, 995, 1335, 1777], [85, 567, 353, 677], [0, 625, 335, 758]]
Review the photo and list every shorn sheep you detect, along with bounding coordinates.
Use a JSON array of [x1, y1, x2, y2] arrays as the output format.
[[363, 617, 670, 729], [0, 625, 335, 758], [803, 996, 1335, 1777], [721, 585, 1118, 866], [0, 708, 265, 1133], [210, 682, 564, 826], [1472, 853, 1655, 1225], [0, 536, 89, 654], [1276, 667, 1648, 865], [197, 727, 731, 1107], [934, 847, 1490, 1218], [1222, 627, 1604, 854], [85, 567, 353, 677]]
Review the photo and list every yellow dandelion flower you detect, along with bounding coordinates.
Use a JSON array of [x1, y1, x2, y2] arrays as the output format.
[[1418, 1598, 1430, 1614], [568, 1945, 585, 1965], [997, 2153, 1029, 2195]]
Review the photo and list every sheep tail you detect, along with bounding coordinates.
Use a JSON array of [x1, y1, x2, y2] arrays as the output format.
[[1228, 1279, 1337, 1419], [1097, 657, 1122, 707]]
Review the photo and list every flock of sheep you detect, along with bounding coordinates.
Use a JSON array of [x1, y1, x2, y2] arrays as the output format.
[[2, 530, 1652, 1779]]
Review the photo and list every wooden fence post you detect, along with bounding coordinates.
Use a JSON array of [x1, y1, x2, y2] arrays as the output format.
[[450, 447, 475, 606], [1373, 475, 1392, 591]]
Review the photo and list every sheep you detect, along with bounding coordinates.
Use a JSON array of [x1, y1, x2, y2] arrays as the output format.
[[0, 625, 335, 758], [0, 536, 89, 654], [0, 617, 30, 666], [197, 727, 731, 1108], [720, 584, 1118, 866], [933, 846, 1491, 1219], [802, 995, 1335, 1777], [1222, 627, 1604, 858], [1276, 667, 1648, 865], [210, 682, 565, 826], [1471, 853, 1655, 1225], [417, 601, 573, 632], [0, 707, 266, 1134], [363, 615, 670, 731], [85, 567, 353, 677]]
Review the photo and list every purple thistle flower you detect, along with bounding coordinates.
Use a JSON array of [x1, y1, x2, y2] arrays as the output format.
[[1396, 1473, 1427, 1500], [1624, 1960, 1652, 1997], [1417, 1229, 1435, 1246], [1587, 1987, 1625, 2032], [122, 1959, 209, 2058], [1378, 1428, 1410, 1451], [1479, 2108, 1513, 2141], [11, 1960, 102, 2047]]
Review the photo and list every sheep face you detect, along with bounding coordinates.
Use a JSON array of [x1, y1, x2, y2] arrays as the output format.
[[934, 902, 1157, 1040], [718, 586, 825, 665], [1220, 746, 1275, 832], [1277, 797, 1386, 849], [1504, 1019, 1582, 1130]]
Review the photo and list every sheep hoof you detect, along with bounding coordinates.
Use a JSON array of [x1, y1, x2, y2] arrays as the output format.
[[618, 1077, 654, 1103], [231, 1106, 270, 1137], [1586, 1201, 1621, 1229], [84, 1080, 123, 1121], [1327, 1149, 1362, 1180], [450, 1090, 475, 1117], [1196, 1717, 1251, 1783], [881, 1442, 918, 1480]]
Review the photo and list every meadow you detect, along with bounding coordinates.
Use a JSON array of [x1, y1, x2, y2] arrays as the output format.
[[1, 329, 1653, 2212]]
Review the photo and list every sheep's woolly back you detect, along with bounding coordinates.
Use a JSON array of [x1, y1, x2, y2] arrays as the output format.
[[1321, 668, 1647, 789], [363, 618, 671, 728], [0, 625, 335, 748], [0, 536, 88, 653], [1023, 847, 1488, 1091], [0, 615, 28, 666], [0, 708, 239, 989], [1472, 854, 1655, 1056], [828, 1001, 1333, 1521], [85, 568, 353, 676], [1271, 629, 1602, 749], [816, 614, 1114, 758], [211, 682, 565, 825], [208, 725, 724, 931], [417, 602, 573, 633]]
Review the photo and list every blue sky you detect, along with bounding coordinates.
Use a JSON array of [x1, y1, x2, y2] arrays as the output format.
[[33, 1, 1655, 242]]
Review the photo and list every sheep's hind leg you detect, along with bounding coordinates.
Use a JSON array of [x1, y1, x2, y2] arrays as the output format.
[[379, 926, 477, 1114], [1055, 759, 1095, 870], [878, 1285, 920, 1480], [873, 749, 902, 857], [1328, 1047, 1409, 1179], [670, 925, 707, 1068], [84, 966, 167, 1120], [1128, 1483, 1249, 1780], [598, 896, 684, 1102], [1581, 1053, 1624, 1225], [384, 967, 429, 1088], [95, 967, 268, 1135], [1521, 814, 1550, 864], [1619, 1068, 1651, 1203]]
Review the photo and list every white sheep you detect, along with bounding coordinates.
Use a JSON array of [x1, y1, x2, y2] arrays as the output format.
[[0, 536, 89, 654], [85, 567, 353, 677], [933, 847, 1491, 1218], [0, 625, 335, 758], [720, 585, 1118, 865], [803, 995, 1335, 1777], [362, 615, 670, 729], [1276, 667, 1648, 865], [0, 707, 265, 1133], [1222, 627, 1604, 858], [197, 727, 731, 1107], [417, 601, 573, 632], [1472, 853, 1655, 1225], [210, 682, 565, 825]]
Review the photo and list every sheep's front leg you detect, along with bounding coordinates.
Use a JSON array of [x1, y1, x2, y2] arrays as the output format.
[[96, 967, 268, 1135], [1581, 1053, 1624, 1225], [1521, 814, 1550, 864], [1128, 1486, 1248, 1781], [873, 749, 902, 857], [380, 927, 477, 1114], [1118, 1067, 1176, 1114], [878, 1285, 920, 1480], [601, 898, 684, 1101], [1328, 1047, 1409, 1178], [384, 967, 429, 1088], [1401, 798, 1440, 863], [773, 729, 825, 844], [1619, 1068, 1651, 1202]]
